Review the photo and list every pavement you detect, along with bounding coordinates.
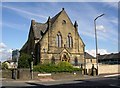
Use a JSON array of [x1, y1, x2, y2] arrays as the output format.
[[1, 73, 120, 82], [1, 73, 120, 88]]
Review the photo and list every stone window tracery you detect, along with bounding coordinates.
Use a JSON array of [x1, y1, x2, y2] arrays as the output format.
[[56, 32, 62, 47], [67, 33, 73, 48]]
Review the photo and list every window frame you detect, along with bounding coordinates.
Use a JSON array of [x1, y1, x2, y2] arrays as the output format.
[[67, 33, 73, 48], [56, 32, 62, 47]]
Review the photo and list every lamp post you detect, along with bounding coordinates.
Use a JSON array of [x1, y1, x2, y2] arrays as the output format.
[[94, 14, 104, 75], [31, 52, 34, 79]]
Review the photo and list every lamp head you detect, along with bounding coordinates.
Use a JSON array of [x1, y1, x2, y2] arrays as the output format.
[[95, 13, 105, 21]]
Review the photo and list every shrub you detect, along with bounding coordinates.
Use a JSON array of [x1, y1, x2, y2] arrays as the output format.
[[33, 61, 81, 73], [18, 53, 32, 68], [57, 61, 72, 67]]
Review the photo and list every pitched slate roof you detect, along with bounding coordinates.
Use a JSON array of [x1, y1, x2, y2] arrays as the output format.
[[32, 10, 63, 40], [32, 22, 48, 39], [84, 52, 95, 59], [98, 52, 120, 60], [21, 9, 66, 51], [4, 59, 13, 63]]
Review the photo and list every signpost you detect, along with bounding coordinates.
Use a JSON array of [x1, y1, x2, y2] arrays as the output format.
[[12, 49, 20, 79]]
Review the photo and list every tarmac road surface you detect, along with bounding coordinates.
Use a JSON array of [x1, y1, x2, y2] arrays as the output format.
[[1, 75, 120, 88]]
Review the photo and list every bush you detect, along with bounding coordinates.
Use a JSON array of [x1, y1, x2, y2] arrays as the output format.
[[33, 63, 56, 73], [33, 61, 81, 73], [18, 53, 32, 68], [57, 61, 72, 67]]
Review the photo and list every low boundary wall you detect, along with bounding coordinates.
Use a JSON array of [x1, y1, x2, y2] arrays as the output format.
[[98, 64, 120, 74], [2, 69, 83, 80]]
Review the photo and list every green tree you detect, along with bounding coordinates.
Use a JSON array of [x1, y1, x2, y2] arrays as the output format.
[[18, 53, 32, 68], [2, 62, 8, 70]]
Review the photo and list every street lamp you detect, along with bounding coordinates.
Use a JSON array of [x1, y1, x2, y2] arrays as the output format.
[[94, 14, 105, 75], [31, 52, 34, 79]]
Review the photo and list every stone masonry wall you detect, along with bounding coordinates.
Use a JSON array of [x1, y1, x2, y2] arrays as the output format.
[[98, 64, 120, 74]]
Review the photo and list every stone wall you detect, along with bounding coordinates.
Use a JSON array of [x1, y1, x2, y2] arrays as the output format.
[[98, 64, 120, 74], [86, 64, 120, 75], [2, 70, 12, 79], [2, 69, 83, 80], [17, 69, 42, 80], [2, 69, 39, 80], [86, 63, 97, 74], [51, 71, 83, 80]]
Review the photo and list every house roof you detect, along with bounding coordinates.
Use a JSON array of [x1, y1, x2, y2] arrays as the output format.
[[98, 52, 120, 60], [4, 59, 13, 63], [84, 52, 95, 59]]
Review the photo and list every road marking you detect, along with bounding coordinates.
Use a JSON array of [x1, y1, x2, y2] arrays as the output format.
[[104, 74, 120, 77], [110, 84, 120, 88], [38, 73, 51, 76]]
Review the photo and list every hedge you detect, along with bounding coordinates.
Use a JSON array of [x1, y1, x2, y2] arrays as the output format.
[[33, 61, 81, 73]]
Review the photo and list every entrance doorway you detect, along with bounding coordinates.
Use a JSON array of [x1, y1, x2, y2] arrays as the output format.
[[61, 52, 70, 62]]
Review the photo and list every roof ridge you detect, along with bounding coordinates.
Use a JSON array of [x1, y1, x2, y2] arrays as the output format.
[[51, 10, 62, 24], [85, 52, 95, 59]]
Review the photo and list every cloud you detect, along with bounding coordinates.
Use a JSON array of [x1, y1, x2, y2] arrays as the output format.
[[0, 49, 12, 60], [0, 42, 12, 62], [109, 17, 118, 25], [0, 21, 2, 27], [96, 25, 106, 32], [2, 5, 48, 20], [0, 42, 7, 48], [1, 0, 120, 2], [86, 49, 110, 57], [104, 2, 118, 9], [80, 3, 118, 44], [2, 21, 28, 31]]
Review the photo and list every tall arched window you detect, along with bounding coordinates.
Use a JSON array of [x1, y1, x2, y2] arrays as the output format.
[[67, 33, 73, 48], [56, 32, 62, 47]]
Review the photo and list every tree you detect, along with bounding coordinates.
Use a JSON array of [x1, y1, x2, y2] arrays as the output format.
[[18, 53, 32, 68], [2, 62, 8, 70]]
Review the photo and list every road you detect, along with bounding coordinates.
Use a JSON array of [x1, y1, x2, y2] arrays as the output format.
[[1, 76, 120, 88]]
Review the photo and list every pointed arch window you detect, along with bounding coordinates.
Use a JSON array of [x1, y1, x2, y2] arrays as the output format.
[[56, 32, 62, 47], [67, 33, 73, 48]]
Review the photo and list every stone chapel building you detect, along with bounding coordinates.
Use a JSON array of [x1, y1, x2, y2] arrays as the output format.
[[20, 8, 85, 66]]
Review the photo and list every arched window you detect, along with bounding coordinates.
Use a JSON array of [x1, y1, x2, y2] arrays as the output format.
[[56, 32, 62, 47], [67, 33, 73, 48]]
